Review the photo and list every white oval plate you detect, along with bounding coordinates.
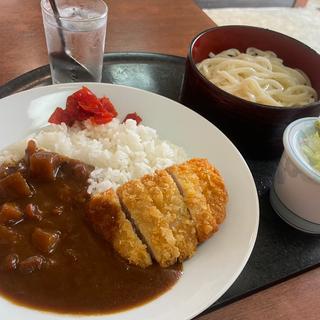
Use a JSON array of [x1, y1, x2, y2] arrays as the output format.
[[0, 83, 259, 320]]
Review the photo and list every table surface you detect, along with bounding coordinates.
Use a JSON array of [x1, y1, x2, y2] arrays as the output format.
[[0, 0, 319, 319], [0, 0, 214, 85]]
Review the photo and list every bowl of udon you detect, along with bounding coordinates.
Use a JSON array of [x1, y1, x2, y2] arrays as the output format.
[[181, 25, 320, 158]]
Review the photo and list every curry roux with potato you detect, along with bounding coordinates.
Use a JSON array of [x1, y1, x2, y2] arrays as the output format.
[[0, 141, 181, 314]]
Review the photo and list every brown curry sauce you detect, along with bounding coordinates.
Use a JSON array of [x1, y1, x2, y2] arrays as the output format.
[[0, 143, 181, 314]]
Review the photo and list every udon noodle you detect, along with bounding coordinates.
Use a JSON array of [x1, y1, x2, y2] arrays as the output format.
[[196, 48, 318, 107]]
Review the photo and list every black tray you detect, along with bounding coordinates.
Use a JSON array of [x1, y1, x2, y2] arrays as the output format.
[[1, 52, 320, 318]]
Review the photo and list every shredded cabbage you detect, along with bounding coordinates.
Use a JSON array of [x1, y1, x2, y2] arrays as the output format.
[[302, 119, 320, 173]]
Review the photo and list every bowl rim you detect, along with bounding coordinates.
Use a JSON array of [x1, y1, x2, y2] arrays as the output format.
[[283, 117, 320, 184], [187, 25, 320, 111]]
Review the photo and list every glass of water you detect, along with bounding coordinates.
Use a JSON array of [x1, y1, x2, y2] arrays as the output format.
[[41, 0, 107, 84]]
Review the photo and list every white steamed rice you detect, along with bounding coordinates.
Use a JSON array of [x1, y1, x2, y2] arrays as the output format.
[[0, 119, 187, 194]]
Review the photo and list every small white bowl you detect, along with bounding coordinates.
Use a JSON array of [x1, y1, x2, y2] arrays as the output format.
[[270, 117, 320, 233]]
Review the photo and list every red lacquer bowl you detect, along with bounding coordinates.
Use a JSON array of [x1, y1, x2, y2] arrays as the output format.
[[181, 26, 320, 158]]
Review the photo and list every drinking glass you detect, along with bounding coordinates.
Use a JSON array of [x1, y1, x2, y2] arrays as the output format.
[[41, 0, 107, 84]]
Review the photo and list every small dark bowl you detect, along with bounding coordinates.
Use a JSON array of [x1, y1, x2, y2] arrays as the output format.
[[181, 26, 320, 158]]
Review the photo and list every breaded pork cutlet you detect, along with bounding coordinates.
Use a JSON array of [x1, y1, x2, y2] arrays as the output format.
[[117, 179, 180, 267], [167, 163, 217, 243], [141, 169, 198, 261], [87, 189, 152, 268], [187, 159, 228, 225]]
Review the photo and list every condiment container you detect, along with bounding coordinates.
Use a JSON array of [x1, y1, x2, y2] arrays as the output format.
[[270, 117, 320, 233]]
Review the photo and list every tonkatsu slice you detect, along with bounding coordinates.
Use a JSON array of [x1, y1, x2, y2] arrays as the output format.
[[141, 169, 198, 261], [87, 189, 152, 268], [167, 163, 217, 243], [87, 158, 228, 268], [117, 180, 180, 267], [186, 159, 228, 225]]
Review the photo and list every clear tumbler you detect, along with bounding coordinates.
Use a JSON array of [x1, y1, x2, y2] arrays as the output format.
[[41, 0, 107, 83]]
